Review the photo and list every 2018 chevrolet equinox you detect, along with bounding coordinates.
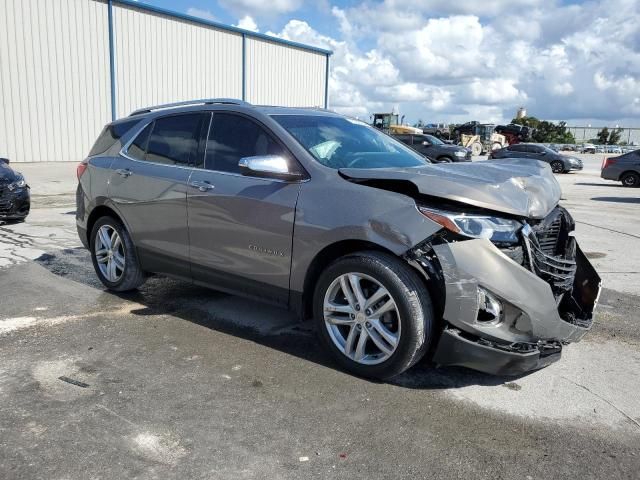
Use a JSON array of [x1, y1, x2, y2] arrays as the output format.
[[76, 99, 601, 380]]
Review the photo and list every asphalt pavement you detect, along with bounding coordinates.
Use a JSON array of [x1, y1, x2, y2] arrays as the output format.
[[0, 157, 639, 479]]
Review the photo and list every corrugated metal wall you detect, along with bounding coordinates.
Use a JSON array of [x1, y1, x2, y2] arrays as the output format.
[[112, 4, 243, 117], [0, 0, 112, 163], [246, 38, 326, 107], [0, 0, 329, 163]]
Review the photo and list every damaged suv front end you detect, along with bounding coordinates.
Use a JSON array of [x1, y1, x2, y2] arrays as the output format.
[[341, 158, 601, 376], [410, 207, 600, 375]]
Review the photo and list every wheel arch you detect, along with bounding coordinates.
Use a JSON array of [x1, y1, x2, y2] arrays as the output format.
[[619, 170, 639, 182], [296, 239, 442, 323], [85, 204, 125, 247], [297, 240, 394, 320]]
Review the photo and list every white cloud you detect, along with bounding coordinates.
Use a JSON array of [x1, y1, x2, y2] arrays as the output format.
[[263, 0, 640, 124], [219, 0, 301, 17], [235, 15, 259, 32], [186, 7, 216, 22]]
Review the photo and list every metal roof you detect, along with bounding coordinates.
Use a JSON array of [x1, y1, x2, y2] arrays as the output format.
[[113, 0, 333, 57]]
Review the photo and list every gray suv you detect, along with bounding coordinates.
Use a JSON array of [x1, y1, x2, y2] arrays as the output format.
[[77, 99, 601, 380]]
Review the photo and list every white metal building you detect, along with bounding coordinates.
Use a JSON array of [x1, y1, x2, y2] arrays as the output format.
[[0, 0, 331, 163]]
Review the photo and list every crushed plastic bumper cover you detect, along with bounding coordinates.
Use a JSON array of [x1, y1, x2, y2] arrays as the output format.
[[412, 238, 601, 375]]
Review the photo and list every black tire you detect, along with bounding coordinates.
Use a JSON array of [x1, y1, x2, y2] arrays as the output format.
[[621, 172, 640, 188], [437, 156, 453, 163], [550, 160, 565, 174], [313, 251, 434, 380], [90, 216, 146, 291]]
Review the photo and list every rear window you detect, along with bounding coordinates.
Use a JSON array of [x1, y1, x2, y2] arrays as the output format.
[[89, 119, 139, 156]]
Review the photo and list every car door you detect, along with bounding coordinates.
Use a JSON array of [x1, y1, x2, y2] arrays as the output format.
[[109, 113, 204, 278], [187, 112, 302, 306], [528, 145, 546, 161]]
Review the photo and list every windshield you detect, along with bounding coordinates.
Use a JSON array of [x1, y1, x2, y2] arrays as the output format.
[[425, 134, 444, 145], [272, 114, 429, 169]]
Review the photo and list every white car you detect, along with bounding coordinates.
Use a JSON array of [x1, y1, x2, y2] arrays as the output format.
[[581, 143, 597, 153]]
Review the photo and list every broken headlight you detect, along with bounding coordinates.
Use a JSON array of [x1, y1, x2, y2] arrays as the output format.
[[7, 175, 27, 191], [418, 206, 522, 243]]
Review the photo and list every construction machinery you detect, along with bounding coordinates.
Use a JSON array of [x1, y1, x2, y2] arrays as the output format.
[[372, 112, 400, 133], [453, 122, 507, 156]]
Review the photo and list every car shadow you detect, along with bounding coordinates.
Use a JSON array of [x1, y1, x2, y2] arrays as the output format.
[[591, 196, 640, 204], [574, 182, 621, 187], [35, 249, 529, 390]]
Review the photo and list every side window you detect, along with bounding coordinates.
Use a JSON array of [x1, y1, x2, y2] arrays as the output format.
[[127, 123, 153, 161], [146, 114, 201, 166], [205, 113, 286, 173], [395, 135, 411, 146], [508, 144, 527, 152]]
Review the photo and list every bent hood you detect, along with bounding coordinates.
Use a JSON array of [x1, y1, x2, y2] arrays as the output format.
[[339, 158, 561, 219]]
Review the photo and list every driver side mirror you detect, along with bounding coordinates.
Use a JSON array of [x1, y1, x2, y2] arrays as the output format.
[[238, 155, 304, 181], [422, 141, 430, 146]]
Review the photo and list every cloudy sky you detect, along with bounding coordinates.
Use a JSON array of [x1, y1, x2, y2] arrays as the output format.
[[150, 0, 638, 126]]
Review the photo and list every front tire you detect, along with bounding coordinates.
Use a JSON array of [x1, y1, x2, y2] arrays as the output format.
[[313, 251, 434, 380], [437, 156, 453, 163], [550, 160, 565, 173], [90, 216, 146, 291], [621, 172, 640, 188]]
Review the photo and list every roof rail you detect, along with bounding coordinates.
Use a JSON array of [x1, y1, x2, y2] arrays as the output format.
[[129, 98, 249, 116]]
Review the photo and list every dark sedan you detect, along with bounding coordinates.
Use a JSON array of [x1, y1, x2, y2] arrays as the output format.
[[601, 149, 640, 187], [489, 143, 583, 173], [0, 158, 30, 221], [393, 133, 471, 163]]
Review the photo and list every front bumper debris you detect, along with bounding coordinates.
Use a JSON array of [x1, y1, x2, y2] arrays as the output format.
[[426, 237, 600, 375], [0, 186, 30, 219], [433, 328, 562, 376]]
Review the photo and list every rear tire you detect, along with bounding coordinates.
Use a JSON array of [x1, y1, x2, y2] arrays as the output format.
[[313, 251, 434, 380], [90, 216, 146, 292], [550, 160, 565, 173], [621, 172, 640, 188], [471, 142, 482, 157]]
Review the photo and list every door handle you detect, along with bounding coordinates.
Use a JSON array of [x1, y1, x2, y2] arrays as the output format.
[[190, 181, 214, 192], [115, 168, 132, 178]]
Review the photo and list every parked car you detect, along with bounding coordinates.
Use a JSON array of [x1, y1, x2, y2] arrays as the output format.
[[0, 157, 30, 222], [422, 123, 449, 138], [77, 99, 601, 380], [392, 133, 471, 163], [580, 143, 597, 154], [488, 143, 583, 173], [601, 149, 640, 187], [606, 145, 622, 154]]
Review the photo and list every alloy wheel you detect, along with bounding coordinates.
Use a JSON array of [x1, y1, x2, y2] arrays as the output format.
[[323, 273, 401, 365], [551, 161, 563, 173], [95, 225, 125, 282]]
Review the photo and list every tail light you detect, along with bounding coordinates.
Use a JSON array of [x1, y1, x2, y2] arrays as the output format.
[[77, 160, 88, 180], [601, 158, 616, 170]]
